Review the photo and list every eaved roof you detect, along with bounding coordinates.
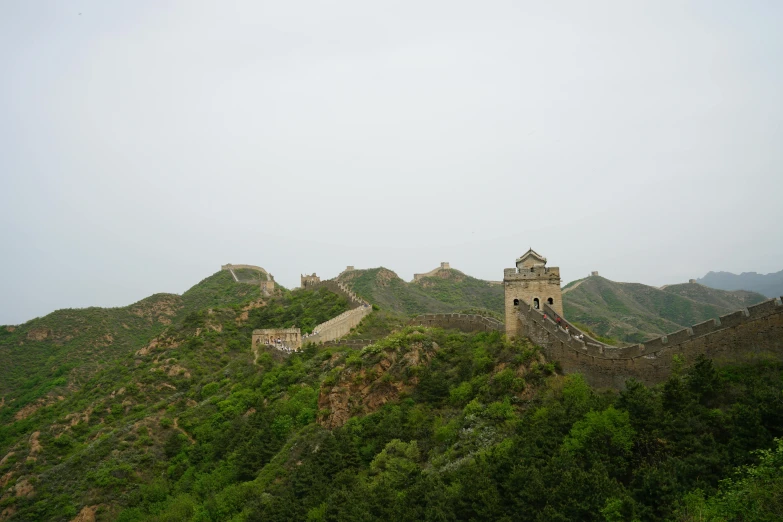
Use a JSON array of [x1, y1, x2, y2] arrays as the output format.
[[516, 248, 547, 267]]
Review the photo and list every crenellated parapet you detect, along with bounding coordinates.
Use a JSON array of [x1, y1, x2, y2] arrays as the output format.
[[222, 263, 275, 295], [318, 338, 377, 349], [409, 313, 504, 333], [413, 262, 452, 281], [222, 264, 272, 279], [297, 278, 374, 345], [516, 296, 783, 389], [503, 266, 561, 281], [304, 306, 373, 345], [301, 273, 321, 287]]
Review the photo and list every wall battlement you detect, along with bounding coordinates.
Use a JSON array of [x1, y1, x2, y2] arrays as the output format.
[[300, 278, 373, 345], [413, 262, 452, 281], [301, 273, 321, 287], [409, 313, 504, 333], [304, 306, 373, 345], [503, 266, 561, 280], [221, 264, 272, 279], [516, 296, 783, 388], [318, 338, 377, 349], [306, 279, 370, 310], [222, 264, 275, 295]]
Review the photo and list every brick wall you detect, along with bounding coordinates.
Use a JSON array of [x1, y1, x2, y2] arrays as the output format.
[[409, 313, 504, 333], [516, 297, 783, 389]]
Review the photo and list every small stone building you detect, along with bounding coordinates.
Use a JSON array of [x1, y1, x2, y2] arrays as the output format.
[[252, 328, 302, 351], [504, 249, 563, 339]]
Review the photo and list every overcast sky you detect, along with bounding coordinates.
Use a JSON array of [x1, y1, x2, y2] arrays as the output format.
[[1, 1, 782, 325]]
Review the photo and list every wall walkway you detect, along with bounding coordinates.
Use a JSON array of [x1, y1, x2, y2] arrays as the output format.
[[302, 279, 374, 346]]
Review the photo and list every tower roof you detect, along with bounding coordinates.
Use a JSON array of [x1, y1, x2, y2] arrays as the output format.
[[516, 248, 547, 268]]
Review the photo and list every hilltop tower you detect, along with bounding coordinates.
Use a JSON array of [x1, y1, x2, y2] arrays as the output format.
[[504, 249, 563, 339]]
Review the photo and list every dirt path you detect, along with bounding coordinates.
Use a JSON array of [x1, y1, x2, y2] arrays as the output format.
[[173, 417, 195, 444]]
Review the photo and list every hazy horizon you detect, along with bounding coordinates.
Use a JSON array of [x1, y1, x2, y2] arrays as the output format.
[[2, 1, 783, 325]]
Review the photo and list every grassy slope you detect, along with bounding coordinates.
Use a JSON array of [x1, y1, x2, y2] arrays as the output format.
[[339, 268, 456, 315], [338, 268, 503, 317], [0, 272, 260, 436], [562, 276, 765, 343], [410, 269, 504, 315], [231, 267, 271, 284]]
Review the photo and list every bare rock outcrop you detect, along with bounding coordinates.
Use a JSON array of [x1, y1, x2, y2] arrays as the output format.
[[318, 339, 437, 429]]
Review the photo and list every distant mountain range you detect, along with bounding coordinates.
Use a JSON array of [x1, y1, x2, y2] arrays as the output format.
[[562, 276, 768, 344], [334, 267, 770, 345], [697, 269, 783, 299]]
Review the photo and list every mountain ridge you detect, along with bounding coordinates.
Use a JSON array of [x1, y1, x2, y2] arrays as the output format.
[[698, 268, 783, 298], [562, 276, 768, 343]]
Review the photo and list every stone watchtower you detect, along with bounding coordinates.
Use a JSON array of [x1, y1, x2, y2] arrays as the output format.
[[504, 249, 563, 339], [301, 273, 321, 287]]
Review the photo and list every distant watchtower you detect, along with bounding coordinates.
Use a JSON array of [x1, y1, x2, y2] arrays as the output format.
[[504, 249, 563, 339], [301, 273, 321, 287]]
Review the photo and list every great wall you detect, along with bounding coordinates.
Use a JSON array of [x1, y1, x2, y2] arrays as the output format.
[[413, 262, 452, 281], [502, 250, 783, 389], [409, 313, 504, 333], [221, 264, 275, 295], [230, 252, 783, 389], [515, 298, 783, 388], [249, 272, 372, 352]]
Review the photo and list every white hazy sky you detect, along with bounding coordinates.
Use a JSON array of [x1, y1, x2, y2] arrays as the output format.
[[2, 1, 782, 325]]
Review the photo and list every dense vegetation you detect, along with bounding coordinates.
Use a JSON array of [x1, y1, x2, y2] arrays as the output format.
[[0, 276, 356, 520], [2, 269, 781, 521], [563, 276, 767, 343]]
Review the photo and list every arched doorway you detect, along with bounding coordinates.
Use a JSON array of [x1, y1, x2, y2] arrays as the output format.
[[533, 298, 540, 309]]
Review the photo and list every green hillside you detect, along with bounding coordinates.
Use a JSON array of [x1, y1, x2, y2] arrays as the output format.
[[231, 267, 272, 284], [0, 272, 263, 430], [411, 268, 504, 314], [0, 280, 354, 520], [563, 276, 767, 344], [1, 281, 781, 520], [338, 267, 503, 317]]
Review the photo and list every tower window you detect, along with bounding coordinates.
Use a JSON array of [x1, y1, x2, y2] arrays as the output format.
[[513, 298, 519, 306], [547, 297, 554, 305], [533, 298, 540, 309]]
